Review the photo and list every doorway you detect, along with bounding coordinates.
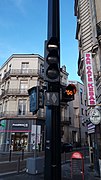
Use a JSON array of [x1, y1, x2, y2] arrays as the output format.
[[11, 132, 28, 151]]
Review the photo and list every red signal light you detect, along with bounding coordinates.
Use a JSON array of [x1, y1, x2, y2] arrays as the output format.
[[66, 84, 77, 95], [62, 84, 77, 102], [65, 90, 73, 95]]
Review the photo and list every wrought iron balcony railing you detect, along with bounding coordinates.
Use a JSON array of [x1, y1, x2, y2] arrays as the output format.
[[0, 89, 28, 98], [61, 116, 71, 125], [0, 111, 46, 119], [2, 69, 44, 81], [96, 21, 101, 36], [0, 111, 32, 118]]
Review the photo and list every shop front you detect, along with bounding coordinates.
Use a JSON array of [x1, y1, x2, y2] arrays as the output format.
[[0, 118, 45, 152], [10, 121, 30, 152]]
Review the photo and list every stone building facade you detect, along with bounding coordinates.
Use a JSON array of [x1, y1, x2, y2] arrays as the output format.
[[62, 80, 88, 146], [0, 53, 88, 152], [0, 54, 45, 152], [74, 0, 101, 173], [74, 0, 101, 106], [0, 54, 70, 152]]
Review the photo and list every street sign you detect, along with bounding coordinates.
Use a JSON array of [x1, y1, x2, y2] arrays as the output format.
[[87, 123, 95, 134], [45, 92, 59, 106], [89, 108, 101, 125]]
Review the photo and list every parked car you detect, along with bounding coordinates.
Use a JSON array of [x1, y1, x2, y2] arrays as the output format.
[[61, 142, 73, 153]]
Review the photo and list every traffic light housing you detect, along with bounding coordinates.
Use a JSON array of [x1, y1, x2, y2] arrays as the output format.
[[38, 88, 44, 108], [44, 37, 60, 82], [28, 86, 38, 113], [28, 86, 44, 114], [62, 84, 77, 102]]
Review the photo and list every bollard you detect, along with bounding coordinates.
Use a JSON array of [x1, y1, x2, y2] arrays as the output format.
[[9, 149, 12, 162], [22, 148, 24, 160], [17, 157, 20, 174], [64, 152, 66, 163], [38, 143, 41, 152]]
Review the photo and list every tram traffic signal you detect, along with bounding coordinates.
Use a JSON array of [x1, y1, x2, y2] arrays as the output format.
[[44, 37, 60, 82], [28, 86, 44, 114], [62, 84, 77, 102], [38, 88, 44, 108], [28, 86, 38, 113]]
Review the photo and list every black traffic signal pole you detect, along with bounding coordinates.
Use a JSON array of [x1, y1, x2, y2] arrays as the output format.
[[47, 0, 60, 40], [45, 0, 61, 180]]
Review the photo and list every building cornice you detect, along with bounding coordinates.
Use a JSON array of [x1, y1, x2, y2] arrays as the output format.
[[0, 54, 44, 70]]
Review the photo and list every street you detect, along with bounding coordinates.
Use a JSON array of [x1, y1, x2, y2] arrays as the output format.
[[0, 159, 100, 180], [0, 147, 100, 180]]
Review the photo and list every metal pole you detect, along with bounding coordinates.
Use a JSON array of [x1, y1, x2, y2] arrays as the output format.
[[45, 99, 61, 180], [94, 125, 100, 176], [22, 148, 24, 160], [45, 107, 52, 179], [79, 115, 81, 146], [9, 149, 12, 162], [47, 0, 60, 40], [17, 157, 20, 174], [34, 119, 37, 174], [45, 0, 61, 179]]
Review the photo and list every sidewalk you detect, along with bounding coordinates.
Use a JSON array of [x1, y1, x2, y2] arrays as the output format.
[[62, 161, 100, 180], [0, 157, 101, 180]]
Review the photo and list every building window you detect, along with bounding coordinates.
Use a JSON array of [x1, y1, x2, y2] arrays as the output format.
[[81, 108, 83, 115], [72, 131, 77, 143], [85, 100, 86, 106], [18, 100, 26, 115], [4, 101, 7, 113], [40, 64, 44, 75], [21, 62, 29, 73], [1, 85, 5, 92], [9, 64, 12, 71], [69, 117, 71, 124], [80, 88, 83, 104], [7, 81, 10, 90], [4, 69, 6, 76], [20, 81, 28, 93], [85, 110, 87, 116], [0, 104, 3, 114]]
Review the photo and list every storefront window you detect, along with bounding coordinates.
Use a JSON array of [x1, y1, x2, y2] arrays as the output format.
[[11, 132, 28, 151]]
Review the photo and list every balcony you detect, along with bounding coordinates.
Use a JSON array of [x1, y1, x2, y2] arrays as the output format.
[[0, 111, 45, 119], [61, 116, 71, 126], [0, 89, 28, 98], [0, 111, 33, 119], [96, 21, 101, 36], [2, 69, 44, 81]]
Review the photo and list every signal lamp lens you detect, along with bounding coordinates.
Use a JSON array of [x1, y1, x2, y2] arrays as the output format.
[[46, 65, 59, 80], [65, 90, 73, 95], [47, 44, 58, 50], [47, 50, 58, 64]]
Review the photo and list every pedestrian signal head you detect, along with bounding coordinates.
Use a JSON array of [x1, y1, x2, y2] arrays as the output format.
[[65, 84, 77, 95], [62, 84, 77, 102]]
